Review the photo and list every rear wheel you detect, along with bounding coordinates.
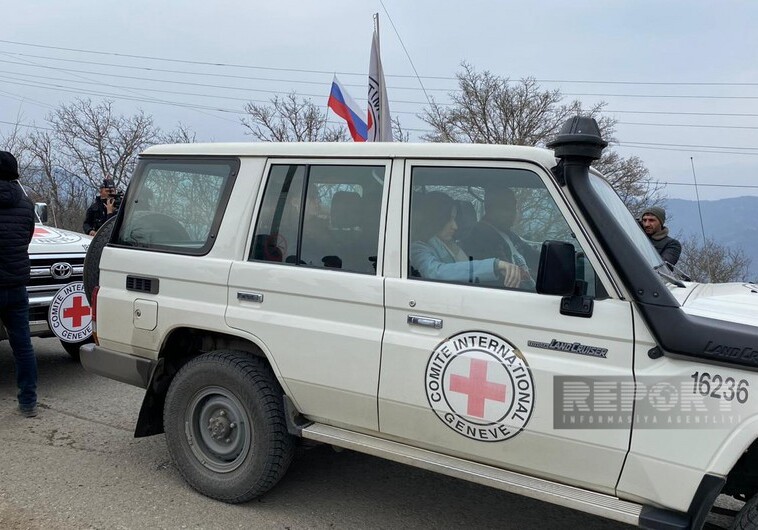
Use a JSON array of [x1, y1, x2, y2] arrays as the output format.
[[163, 351, 294, 503]]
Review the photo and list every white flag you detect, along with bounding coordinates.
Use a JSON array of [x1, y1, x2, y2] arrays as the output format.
[[367, 17, 392, 142]]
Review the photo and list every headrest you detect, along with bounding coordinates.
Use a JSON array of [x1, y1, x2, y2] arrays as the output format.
[[455, 200, 477, 240]]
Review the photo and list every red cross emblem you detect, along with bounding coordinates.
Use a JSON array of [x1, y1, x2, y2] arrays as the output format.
[[426, 332, 535, 442], [63, 295, 91, 327], [449, 358, 507, 418], [33, 226, 51, 238], [48, 281, 94, 343]]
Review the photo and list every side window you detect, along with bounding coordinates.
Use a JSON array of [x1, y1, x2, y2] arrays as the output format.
[[251, 165, 306, 264], [251, 164, 385, 275], [408, 166, 601, 297], [115, 159, 237, 254]]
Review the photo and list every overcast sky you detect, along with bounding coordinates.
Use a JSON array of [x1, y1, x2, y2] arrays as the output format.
[[2, 0, 757, 201]]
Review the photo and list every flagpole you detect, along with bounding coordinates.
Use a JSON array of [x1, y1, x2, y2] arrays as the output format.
[[374, 13, 382, 141], [368, 13, 392, 141]]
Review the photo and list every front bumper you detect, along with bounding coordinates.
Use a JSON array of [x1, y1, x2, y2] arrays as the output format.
[[80, 343, 155, 389], [0, 317, 53, 341], [29, 295, 54, 337]]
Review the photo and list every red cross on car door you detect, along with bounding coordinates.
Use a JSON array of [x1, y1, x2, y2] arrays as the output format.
[[378, 159, 634, 493]]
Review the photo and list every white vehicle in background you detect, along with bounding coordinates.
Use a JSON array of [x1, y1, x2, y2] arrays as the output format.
[[0, 201, 93, 359]]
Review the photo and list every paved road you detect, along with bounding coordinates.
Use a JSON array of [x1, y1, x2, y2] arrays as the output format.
[[0, 338, 733, 529]]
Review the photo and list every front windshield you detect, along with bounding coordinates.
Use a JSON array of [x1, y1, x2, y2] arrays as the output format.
[[588, 171, 664, 270]]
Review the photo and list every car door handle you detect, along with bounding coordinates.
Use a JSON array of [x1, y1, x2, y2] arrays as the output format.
[[407, 315, 443, 329], [237, 291, 264, 303]]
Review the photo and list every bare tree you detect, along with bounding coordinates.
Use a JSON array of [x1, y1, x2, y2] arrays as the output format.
[[48, 98, 159, 191], [392, 116, 410, 142], [420, 63, 660, 211], [1, 119, 78, 227], [158, 123, 197, 144], [421, 65, 608, 145], [241, 93, 348, 142], [22, 129, 89, 229], [9, 99, 188, 231], [0, 113, 29, 157], [677, 235, 752, 283], [594, 151, 664, 216]]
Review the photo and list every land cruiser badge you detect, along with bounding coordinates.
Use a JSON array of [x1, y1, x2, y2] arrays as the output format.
[[425, 331, 535, 442]]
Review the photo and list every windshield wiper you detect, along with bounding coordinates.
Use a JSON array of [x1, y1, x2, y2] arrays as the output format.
[[654, 264, 686, 288], [668, 263, 692, 282]]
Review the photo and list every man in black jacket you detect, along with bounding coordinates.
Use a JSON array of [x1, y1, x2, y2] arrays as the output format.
[[461, 186, 539, 290], [640, 206, 682, 267], [0, 151, 37, 417], [82, 178, 118, 235]]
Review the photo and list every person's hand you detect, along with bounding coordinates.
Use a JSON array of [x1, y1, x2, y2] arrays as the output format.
[[88, 230, 96, 236], [496, 259, 521, 288], [105, 197, 116, 214]]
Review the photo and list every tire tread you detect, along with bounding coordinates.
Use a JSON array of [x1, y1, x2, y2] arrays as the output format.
[[733, 494, 758, 530], [164, 350, 295, 503]]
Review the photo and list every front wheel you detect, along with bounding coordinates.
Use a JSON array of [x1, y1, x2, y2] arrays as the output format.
[[61, 338, 92, 361], [733, 494, 758, 529], [163, 351, 294, 503]]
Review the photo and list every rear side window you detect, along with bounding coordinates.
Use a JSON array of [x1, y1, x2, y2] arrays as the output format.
[[115, 158, 237, 254], [250, 164, 385, 274]]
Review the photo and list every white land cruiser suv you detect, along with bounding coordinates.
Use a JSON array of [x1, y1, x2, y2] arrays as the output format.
[[0, 203, 91, 359], [81, 118, 758, 529]]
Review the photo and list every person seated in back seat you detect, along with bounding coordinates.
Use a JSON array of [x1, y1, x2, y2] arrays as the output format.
[[297, 190, 335, 267], [410, 191, 522, 286], [454, 199, 477, 243], [329, 190, 372, 272]]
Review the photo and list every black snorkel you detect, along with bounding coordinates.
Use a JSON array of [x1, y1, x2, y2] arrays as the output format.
[[549, 117, 758, 369]]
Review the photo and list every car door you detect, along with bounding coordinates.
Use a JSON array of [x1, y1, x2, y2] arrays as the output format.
[[380, 159, 634, 493], [226, 160, 389, 431]]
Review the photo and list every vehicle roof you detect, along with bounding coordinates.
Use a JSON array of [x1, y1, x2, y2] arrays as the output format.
[[141, 142, 559, 168]]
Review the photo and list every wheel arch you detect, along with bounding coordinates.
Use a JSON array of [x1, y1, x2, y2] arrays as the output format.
[[704, 417, 758, 502], [723, 437, 758, 502], [134, 326, 278, 437]]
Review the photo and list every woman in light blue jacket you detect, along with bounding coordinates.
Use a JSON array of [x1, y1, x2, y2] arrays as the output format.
[[410, 192, 521, 286]]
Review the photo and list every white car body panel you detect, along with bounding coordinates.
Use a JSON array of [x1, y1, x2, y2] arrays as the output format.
[[86, 142, 758, 520]]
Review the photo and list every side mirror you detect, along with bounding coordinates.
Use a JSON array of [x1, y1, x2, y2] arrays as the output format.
[[536, 241, 576, 296], [34, 202, 48, 224]]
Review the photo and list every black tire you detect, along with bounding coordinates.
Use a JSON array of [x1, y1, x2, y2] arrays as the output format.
[[61, 338, 92, 361], [83, 216, 117, 304], [163, 351, 295, 503], [733, 494, 758, 529]]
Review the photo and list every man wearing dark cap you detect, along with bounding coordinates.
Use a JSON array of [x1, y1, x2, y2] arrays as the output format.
[[82, 178, 118, 235], [641, 206, 682, 266], [0, 150, 38, 417]]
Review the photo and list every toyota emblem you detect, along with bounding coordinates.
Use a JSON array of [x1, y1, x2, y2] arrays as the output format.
[[50, 262, 73, 280]]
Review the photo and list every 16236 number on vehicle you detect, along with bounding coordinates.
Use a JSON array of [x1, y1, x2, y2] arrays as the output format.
[[691, 372, 749, 404]]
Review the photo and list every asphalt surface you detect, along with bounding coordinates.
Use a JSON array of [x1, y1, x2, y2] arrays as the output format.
[[0, 338, 737, 529]]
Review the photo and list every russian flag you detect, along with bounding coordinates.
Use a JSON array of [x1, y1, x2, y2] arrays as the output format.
[[328, 76, 368, 142]]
